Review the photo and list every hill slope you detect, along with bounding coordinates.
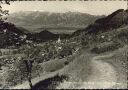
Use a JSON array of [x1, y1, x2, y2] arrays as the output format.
[[11, 46, 127, 89], [72, 9, 128, 37], [0, 21, 27, 48]]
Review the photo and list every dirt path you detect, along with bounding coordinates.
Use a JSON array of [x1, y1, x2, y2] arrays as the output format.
[[57, 56, 118, 89], [82, 59, 117, 89]]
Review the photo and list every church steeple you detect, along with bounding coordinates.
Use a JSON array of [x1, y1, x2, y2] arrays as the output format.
[[57, 36, 61, 43]]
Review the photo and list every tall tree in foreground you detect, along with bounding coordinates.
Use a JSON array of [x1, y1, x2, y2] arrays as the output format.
[[0, 0, 11, 21], [0, 0, 34, 88], [23, 42, 41, 89]]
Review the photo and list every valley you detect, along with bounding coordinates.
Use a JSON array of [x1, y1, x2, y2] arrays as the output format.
[[0, 9, 128, 89]]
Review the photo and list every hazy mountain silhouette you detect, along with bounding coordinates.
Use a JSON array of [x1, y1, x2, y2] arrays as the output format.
[[7, 11, 103, 32]]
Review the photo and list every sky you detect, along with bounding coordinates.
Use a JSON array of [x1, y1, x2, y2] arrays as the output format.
[[1, 1, 127, 15]]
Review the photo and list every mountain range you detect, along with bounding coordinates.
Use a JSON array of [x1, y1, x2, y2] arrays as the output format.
[[1, 9, 128, 48], [6, 11, 103, 32]]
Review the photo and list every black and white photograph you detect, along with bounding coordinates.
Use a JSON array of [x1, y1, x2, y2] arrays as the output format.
[[0, 0, 128, 89]]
